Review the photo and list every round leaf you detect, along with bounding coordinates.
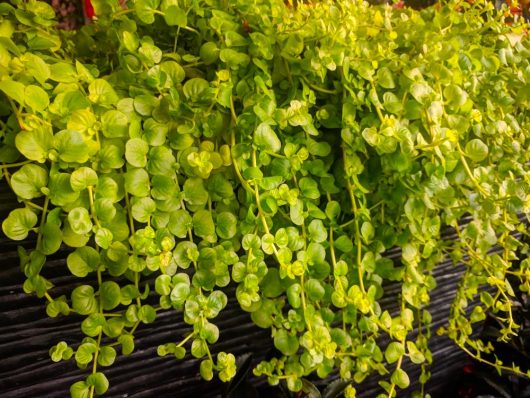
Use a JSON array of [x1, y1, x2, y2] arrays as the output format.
[[100, 281, 121, 310], [67, 247, 100, 277], [70, 167, 98, 191], [67, 207, 93, 235], [2, 208, 38, 240], [24, 85, 49, 112], [71, 285, 98, 315], [465, 138, 488, 162], [11, 164, 48, 199], [125, 138, 149, 167]]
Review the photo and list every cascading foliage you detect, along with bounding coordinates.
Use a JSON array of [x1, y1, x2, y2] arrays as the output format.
[[1, 0, 530, 397]]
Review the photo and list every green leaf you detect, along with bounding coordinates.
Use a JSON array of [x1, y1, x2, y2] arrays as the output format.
[[102, 317, 124, 338], [49, 62, 77, 83], [299, 177, 320, 200], [75, 342, 97, 365], [281, 33, 304, 56], [305, 278, 325, 301], [220, 48, 250, 69], [334, 235, 353, 253], [443, 84, 468, 108], [41, 222, 62, 255], [50, 341, 73, 362], [98, 346, 117, 367], [274, 329, 299, 356], [131, 197, 156, 223], [168, 209, 192, 238], [53, 130, 89, 163], [100, 281, 121, 310], [409, 83, 432, 104], [125, 138, 149, 167], [200, 359, 214, 381], [183, 177, 208, 206], [99, 143, 125, 170], [125, 168, 150, 197], [391, 368, 410, 389], [138, 304, 157, 323], [164, 5, 186, 26], [385, 342, 405, 364], [15, 127, 53, 163], [200, 42, 219, 65], [183, 78, 209, 101], [216, 212, 237, 240], [81, 313, 105, 337], [118, 335, 135, 355], [406, 341, 425, 364], [11, 164, 47, 199], [67, 207, 93, 235], [160, 61, 185, 85], [0, 79, 25, 104], [377, 67, 395, 89], [71, 285, 98, 315], [70, 380, 90, 398], [66, 246, 100, 278], [465, 138, 488, 162], [254, 123, 281, 153], [308, 219, 327, 243], [206, 290, 227, 317], [170, 283, 190, 307], [361, 222, 374, 243], [134, 95, 158, 116], [155, 275, 171, 295], [49, 173, 80, 206], [24, 85, 49, 112], [70, 167, 98, 191], [2, 208, 38, 240], [135, 0, 160, 24], [207, 174, 234, 200], [86, 372, 109, 395], [147, 146, 175, 175], [193, 209, 216, 242], [174, 241, 198, 268], [101, 110, 129, 138], [427, 101, 443, 124], [88, 79, 118, 106]]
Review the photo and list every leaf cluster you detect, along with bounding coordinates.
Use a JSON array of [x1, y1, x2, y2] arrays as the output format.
[[1, 0, 530, 397]]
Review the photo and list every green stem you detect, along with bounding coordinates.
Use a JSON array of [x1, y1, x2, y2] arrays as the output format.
[[229, 97, 255, 195], [370, 81, 385, 123], [456, 142, 488, 197], [128, 321, 140, 335], [87, 186, 102, 228], [345, 177, 366, 295], [457, 343, 529, 377], [90, 269, 104, 398], [135, 271, 141, 307], [177, 332, 195, 347], [387, 356, 403, 398], [36, 196, 49, 250], [24, 201, 44, 211], [44, 292, 54, 303], [113, 8, 135, 17], [124, 192, 135, 234], [0, 160, 32, 169], [301, 75, 338, 95]]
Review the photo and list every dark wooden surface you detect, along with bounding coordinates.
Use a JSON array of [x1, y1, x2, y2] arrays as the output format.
[[0, 180, 484, 397]]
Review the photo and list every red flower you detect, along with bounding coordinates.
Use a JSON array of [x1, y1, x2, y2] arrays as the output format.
[[84, 0, 95, 19]]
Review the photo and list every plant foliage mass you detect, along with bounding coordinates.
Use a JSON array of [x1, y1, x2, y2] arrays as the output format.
[[1, 0, 530, 397]]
